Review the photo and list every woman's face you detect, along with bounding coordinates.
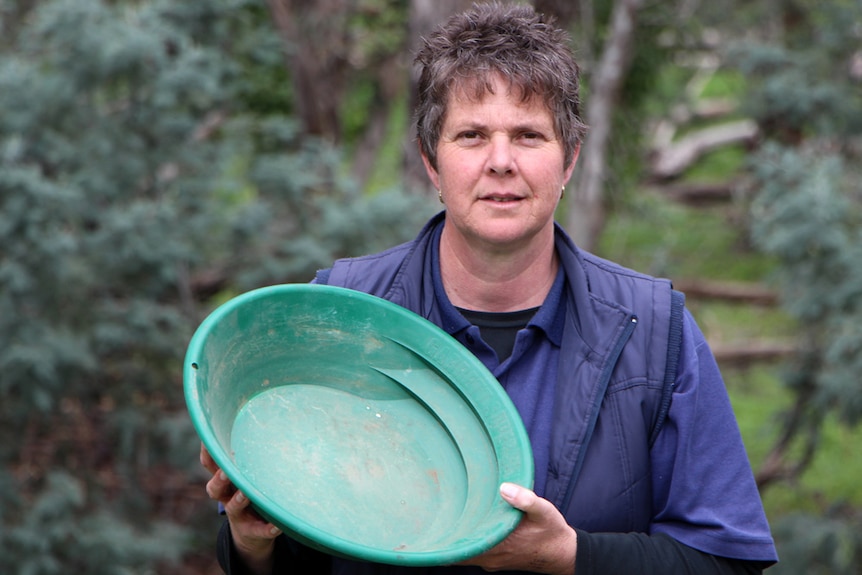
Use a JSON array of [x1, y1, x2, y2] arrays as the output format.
[[422, 75, 577, 254]]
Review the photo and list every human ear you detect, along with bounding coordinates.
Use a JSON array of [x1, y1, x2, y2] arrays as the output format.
[[419, 141, 441, 190], [563, 143, 581, 185]]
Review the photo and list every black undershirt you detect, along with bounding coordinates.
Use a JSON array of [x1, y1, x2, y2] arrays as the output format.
[[456, 306, 539, 362], [218, 520, 771, 574]]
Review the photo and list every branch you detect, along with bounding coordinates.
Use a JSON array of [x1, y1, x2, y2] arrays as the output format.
[[650, 120, 759, 180], [711, 342, 799, 368], [654, 181, 737, 206], [755, 383, 821, 489], [673, 278, 778, 305]]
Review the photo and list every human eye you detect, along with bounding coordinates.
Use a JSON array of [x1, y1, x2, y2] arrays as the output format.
[[457, 130, 484, 145], [517, 130, 546, 145]]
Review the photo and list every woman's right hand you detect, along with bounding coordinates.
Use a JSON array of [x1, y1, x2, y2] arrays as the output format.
[[201, 443, 281, 574]]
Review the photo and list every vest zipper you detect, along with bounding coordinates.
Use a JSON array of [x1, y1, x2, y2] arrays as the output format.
[[560, 314, 638, 512]]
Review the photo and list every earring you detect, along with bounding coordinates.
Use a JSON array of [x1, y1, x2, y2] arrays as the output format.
[[561, 185, 566, 197], [438, 189, 444, 204]]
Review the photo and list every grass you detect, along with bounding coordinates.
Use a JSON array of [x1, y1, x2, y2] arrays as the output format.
[[682, 145, 748, 183], [600, 192, 775, 281], [700, 69, 747, 100], [691, 300, 797, 346]]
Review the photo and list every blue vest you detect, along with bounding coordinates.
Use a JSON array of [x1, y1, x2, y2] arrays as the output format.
[[316, 213, 684, 534]]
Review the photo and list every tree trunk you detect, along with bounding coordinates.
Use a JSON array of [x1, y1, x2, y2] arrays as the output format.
[[403, 0, 475, 195], [350, 48, 408, 189], [565, 0, 644, 252], [267, 0, 352, 143]]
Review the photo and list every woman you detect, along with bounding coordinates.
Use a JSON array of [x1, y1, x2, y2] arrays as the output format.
[[203, 3, 778, 574]]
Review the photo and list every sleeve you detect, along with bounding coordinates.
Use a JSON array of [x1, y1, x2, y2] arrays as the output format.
[[574, 530, 770, 575], [216, 519, 332, 575], [648, 310, 778, 563]]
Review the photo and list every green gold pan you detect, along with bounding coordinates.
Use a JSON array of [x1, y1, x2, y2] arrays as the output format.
[[184, 284, 533, 566]]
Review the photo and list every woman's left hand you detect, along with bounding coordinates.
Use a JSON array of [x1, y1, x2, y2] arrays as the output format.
[[460, 483, 577, 575]]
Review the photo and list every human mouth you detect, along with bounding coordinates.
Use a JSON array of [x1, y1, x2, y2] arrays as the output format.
[[481, 194, 522, 203]]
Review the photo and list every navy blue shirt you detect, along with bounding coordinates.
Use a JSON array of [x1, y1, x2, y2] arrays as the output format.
[[430, 231, 564, 498]]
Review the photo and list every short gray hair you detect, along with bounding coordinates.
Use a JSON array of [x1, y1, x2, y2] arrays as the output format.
[[414, 2, 588, 170]]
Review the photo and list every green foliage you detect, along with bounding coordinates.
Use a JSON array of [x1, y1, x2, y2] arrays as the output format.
[[223, 115, 433, 289], [749, 144, 862, 424], [347, 0, 409, 60], [762, 411, 862, 513], [715, 2, 862, 565], [0, 472, 186, 575], [229, 4, 294, 116], [0, 0, 247, 569], [726, 1, 862, 142], [339, 0, 410, 152], [0, 0, 431, 571], [770, 511, 862, 575], [744, 136, 862, 571], [1, 0, 235, 413]]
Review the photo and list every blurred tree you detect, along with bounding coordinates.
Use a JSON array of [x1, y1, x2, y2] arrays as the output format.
[[267, 0, 354, 142], [0, 0, 430, 572], [769, 510, 862, 575], [729, 0, 862, 570], [403, 0, 474, 193], [727, 0, 862, 490], [749, 145, 862, 485], [267, 0, 415, 190], [565, 0, 645, 250], [260, 0, 669, 204], [0, 2, 245, 569]]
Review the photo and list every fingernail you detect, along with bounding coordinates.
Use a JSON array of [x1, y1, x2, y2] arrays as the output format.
[[236, 492, 245, 503], [500, 483, 518, 499], [218, 470, 227, 481], [270, 526, 282, 536]]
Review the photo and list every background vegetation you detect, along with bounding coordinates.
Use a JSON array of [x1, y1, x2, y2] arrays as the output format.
[[0, 0, 860, 573]]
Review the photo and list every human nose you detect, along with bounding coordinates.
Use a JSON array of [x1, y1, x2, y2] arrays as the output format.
[[486, 135, 515, 175]]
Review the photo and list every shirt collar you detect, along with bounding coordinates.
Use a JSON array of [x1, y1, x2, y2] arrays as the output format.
[[429, 223, 472, 335], [532, 265, 566, 347], [429, 222, 566, 347]]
